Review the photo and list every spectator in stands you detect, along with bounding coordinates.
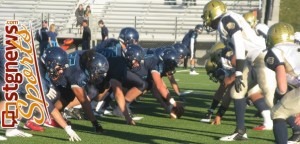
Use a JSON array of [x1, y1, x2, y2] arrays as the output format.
[[84, 5, 91, 21], [47, 24, 59, 48], [82, 20, 91, 50], [35, 20, 49, 56], [75, 4, 84, 34], [182, 24, 203, 75], [98, 20, 109, 41]]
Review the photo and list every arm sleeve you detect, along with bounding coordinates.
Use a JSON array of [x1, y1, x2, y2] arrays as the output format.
[[264, 49, 285, 71], [232, 30, 246, 60], [190, 38, 195, 59], [221, 16, 242, 38]]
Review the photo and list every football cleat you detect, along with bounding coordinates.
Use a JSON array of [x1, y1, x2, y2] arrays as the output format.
[[190, 70, 199, 75], [63, 108, 83, 120], [219, 128, 248, 141], [252, 125, 272, 131], [43, 118, 60, 128], [23, 120, 45, 132], [0, 135, 7, 141], [200, 110, 213, 123], [5, 129, 33, 137], [288, 133, 300, 144], [92, 121, 104, 134]]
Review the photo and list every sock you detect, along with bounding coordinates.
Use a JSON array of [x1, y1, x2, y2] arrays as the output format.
[[287, 116, 300, 133], [209, 99, 220, 111], [253, 98, 272, 127], [273, 119, 288, 144], [234, 97, 246, 130], [253, 98, 269, 112], [261, 110, 273, 128]]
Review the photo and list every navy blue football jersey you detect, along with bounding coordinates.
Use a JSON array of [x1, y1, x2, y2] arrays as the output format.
[[130, 55, 165, 82], [94, 38, 123, 57], [182, 29, 198, 48]]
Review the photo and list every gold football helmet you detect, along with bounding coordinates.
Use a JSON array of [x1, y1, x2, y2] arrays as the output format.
[[208, 42, 226, 63], [202, 0, 227, 30], [205, 59, 219, 82], [266, 22, 295, 48], [243, 11, 257, 28]]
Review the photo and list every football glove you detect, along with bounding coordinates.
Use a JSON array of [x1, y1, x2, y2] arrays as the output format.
[[46, 88, 57, 100], [64, 125, 81, 142], [234, 73, 245, 93]]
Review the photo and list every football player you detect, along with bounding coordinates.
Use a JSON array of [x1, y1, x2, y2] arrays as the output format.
[[93, 27, 140, 113], [144, 44, 190, 101], [264, 22, 300, 144], [202, 0, 277, 141], [96, 45, 148, 124], [95, 27, 139, 57], [243, 11, 269, 38], [201, 42, 233, 125], [125, 46, 184, 118], [182, 24, 203, 75], [41, 48, 105, 133], [202, 42, 273, 129]]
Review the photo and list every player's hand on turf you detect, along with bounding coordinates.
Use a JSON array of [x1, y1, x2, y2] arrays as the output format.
[[234, 75, 245, 93], [46, 88, 57, 100], [64, 125, 81, 142], [211, 115, 221, 125], [126, 118, 136, 126]]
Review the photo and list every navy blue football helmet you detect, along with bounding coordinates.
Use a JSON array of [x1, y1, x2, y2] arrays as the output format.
[[172, 43, 189, 59], [80, 51, 109, 84], [195, 24, 203, 31], [118, 27, 139, 45], [154, 46, 172, 57], [42, 47, 69, 78], [125, 44, 144, 68], [159, 48, 180, 74]]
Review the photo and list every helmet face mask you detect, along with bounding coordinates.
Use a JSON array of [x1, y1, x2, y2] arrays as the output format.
[[202, 0, 227, 31], [43, 47, 69, 80], [125, 44, 144, 69], [205, 59, 219, 83], [160, 48, 180, 74], [81, 51, 109, 84], [266, 22, 295, 48]]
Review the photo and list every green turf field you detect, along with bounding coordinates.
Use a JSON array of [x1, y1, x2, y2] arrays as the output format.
[[0, 68, 290, 144]]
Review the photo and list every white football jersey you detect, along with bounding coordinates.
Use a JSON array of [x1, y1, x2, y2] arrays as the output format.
[[265, 43, 300, 87], [255, 23, 269, 39], [294, 32, 300, 43], [218, 11, 266, 62]]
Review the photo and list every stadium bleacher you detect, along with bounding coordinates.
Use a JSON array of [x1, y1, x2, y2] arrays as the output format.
[[0, 0, 260, 44]]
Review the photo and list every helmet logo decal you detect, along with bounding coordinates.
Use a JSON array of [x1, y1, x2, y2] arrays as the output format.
[[266, 57, 275, 65], [226, 22, 235, 30]]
